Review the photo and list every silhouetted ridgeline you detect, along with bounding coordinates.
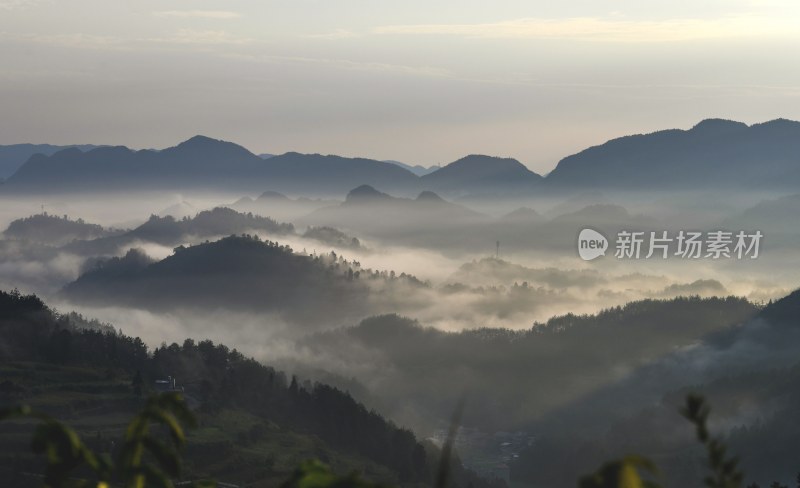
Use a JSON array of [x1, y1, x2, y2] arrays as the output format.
[[3, 119, 800, 196], [0, 289, 501, 488], [418, 154, 542, 196], [545, 118, 800, 190], [0, 143, 101, 179], [2, 136, 419, 195], [759, 287, 800, 324]]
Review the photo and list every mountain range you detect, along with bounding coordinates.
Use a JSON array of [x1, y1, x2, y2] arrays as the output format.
[[3, 118, 800, 196], [545, 118, 800, 190], [2, 136, 419, 195], [0, 143, 101, 180]]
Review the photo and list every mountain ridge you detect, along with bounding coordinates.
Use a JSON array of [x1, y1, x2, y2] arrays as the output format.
[[0, 143, 102, 179], [545, 117, 800, 189], [5, 118, 800, 195]]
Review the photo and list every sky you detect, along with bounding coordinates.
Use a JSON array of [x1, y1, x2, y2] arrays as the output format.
[[1, 0, 800, 173]]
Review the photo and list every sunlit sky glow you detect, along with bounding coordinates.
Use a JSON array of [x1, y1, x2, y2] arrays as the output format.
[[2, 0, 800, 172]]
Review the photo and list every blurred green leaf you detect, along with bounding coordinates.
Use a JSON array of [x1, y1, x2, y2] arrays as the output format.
[[579, 455, 661, 488], [281, 460, 384, 488]]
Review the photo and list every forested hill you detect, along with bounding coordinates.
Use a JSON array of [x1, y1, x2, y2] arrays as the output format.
[[0, 289, 499, 488], [62, 234, 427, 327], [298, 297, 759, 430], [3, 213, 122, 245]]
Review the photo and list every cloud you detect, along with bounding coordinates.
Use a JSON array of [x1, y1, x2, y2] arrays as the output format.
[[372, 15, 799, 42], [153, 10, 241, 20]]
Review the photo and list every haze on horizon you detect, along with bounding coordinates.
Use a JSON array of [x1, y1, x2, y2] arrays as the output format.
[[2, 0, 800, 172]]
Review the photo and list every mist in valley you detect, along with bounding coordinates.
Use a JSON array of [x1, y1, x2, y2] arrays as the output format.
[[4, 122, 800, 487]]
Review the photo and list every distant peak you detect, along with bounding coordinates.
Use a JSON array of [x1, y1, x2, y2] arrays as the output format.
[[257, 190, 290, 201], [750, 118, 800, 130], [155, 135, 257, 161], [345, 185, 392, 203], [452, 154, 524, 167], [168, 135, 253, 155], [178, 135, 222, 146], [50, 147, 85, 158], [415, 190, 445, 202], [429, 154, 542, 180], [690, 119, 748, 134]]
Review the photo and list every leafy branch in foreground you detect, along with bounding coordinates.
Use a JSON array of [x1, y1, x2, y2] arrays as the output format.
[[280, 460, 384, 488], [117, 393, 198, 488], [1, 405, 109, 488], [578, 455, 661, 488], [579, 393, 747, 488], [681, 394, 744, 488], [1, 392, 203, 488]]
